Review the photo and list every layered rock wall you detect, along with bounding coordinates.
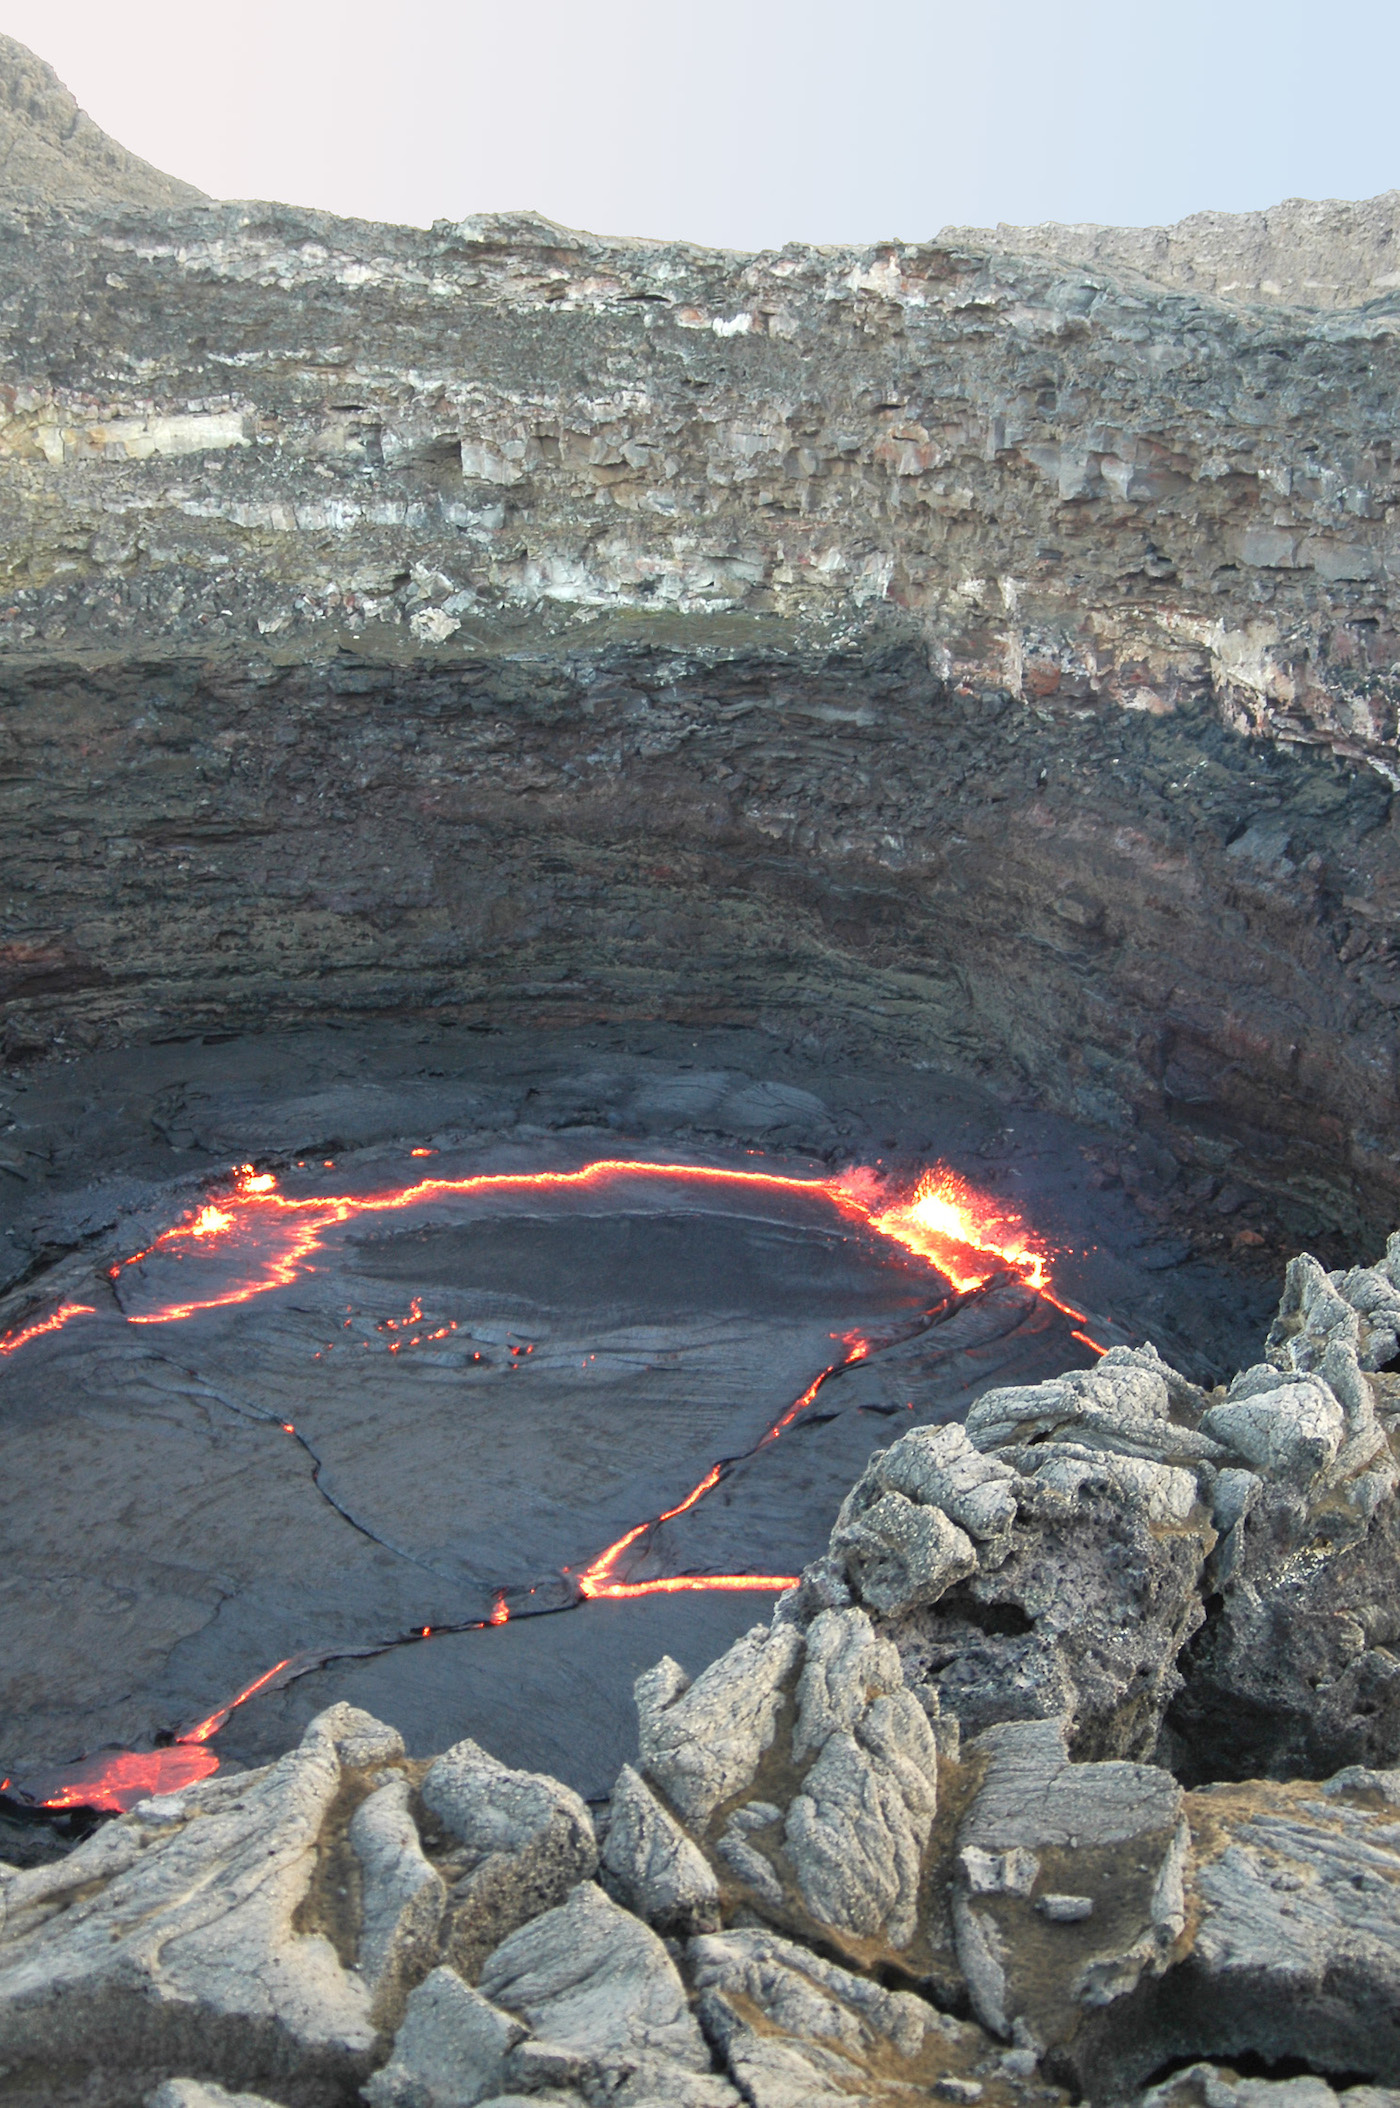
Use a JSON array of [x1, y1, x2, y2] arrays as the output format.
[[0, 51, 1397, 1234]]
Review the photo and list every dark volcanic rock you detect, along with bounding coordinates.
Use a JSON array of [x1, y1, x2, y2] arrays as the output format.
[[0, 45, 1392, 1241], [5, 1237, 1400, 2108]]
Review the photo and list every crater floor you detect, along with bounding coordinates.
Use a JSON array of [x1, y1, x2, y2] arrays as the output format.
[[0, 1022, 1275, 1808]]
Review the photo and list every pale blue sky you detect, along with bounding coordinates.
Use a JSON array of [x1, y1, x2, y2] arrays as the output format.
[[5, 0, 1391, 249]]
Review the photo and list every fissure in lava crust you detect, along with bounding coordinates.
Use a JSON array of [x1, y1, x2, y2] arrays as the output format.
[[1, 1154, 1098, 1814]]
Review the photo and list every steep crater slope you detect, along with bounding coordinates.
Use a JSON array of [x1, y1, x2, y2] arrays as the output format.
[[2, 640, 1395, 1249], [0, 42, 1395, 1243]]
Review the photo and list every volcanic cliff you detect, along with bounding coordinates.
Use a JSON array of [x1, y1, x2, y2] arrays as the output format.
[[0, 43, 1395, 1254]]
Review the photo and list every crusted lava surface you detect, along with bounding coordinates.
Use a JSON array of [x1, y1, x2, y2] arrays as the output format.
[[0, 1023, 1273, 1809]]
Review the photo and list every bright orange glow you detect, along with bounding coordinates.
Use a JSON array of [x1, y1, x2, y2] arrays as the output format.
[[9, 1147, 1103, 1810], [33, 1656, 296, 1812], [865, 1166, 1046, 1293], [37, 1744, 221, 1813], [179, 1657, 295, 1743], [0, 1302, 95, 1355], [79, 1155, 1073, 1339], [590, 1573, 795, 1598]]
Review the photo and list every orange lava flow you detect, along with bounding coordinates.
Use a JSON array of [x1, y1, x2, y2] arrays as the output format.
[[0, 1303, 95, 1355], [0, 1156, 1084, 1355], [179, 1657, 297, 1744], [860, 1164, 1088, 1320], [4, 1148, 1100, 1809], [85, 1153, 1078, 1334], [28, 1658, 297, 1813], [32, 1743, 222, 1812]]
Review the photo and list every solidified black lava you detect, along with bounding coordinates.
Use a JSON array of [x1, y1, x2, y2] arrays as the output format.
[[0, 1022, 1276, 1804]]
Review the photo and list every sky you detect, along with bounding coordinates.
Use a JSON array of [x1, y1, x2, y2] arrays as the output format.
[[4, 0, 1396, 251]]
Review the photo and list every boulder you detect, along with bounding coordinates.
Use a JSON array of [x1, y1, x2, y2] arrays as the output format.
[[1268, 1243, 1400, 1375], [634, 1622, 803, 1826], [1155, 1774, 1400, 2085], [599, 1763, 721, 1936], [1163, 1250, 1400, 1782], [629, 1604, 941, 1953], [964, 1345, 1216, 1465], [477, 1880, 739, 2106], [830, 1486, 979, 1616], [795, 1353, 1220, 1761], [1201, 1368, 1346, 1487], [363, 1965, 524, 2108], [419, 1739, 597, 1981], [782, 1613, 940, 1948]]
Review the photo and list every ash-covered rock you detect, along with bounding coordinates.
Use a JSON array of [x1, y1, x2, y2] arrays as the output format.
[[950, 1717, 1188, 2049]]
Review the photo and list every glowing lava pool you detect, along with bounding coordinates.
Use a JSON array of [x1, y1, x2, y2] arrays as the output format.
[[1, 1143, 1109, 1814]]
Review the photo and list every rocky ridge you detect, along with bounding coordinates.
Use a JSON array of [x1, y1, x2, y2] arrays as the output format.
[[942, 192, 1400, 314], [0, 37, 203, 214], [7, 1233, 1400, 2107]]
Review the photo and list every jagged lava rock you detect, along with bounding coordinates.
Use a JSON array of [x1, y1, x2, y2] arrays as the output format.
[[476, 1879, 738, 2106], [417, 1738, 598, 1981], [599, 1763, 721, 1937], [690, 1924, 1022, 2107], [0, 1703, 392, 2103]]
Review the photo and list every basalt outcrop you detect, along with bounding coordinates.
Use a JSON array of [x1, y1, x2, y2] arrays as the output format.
[[6, 1235, 1400, 2107], [0, 47, 1395, 1248]]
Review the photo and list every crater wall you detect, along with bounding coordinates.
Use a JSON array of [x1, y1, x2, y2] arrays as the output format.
[[0, 115, 1397, 1238]]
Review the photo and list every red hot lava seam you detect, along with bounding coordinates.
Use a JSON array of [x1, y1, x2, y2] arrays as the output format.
[[0, 1156, 1098, 1810]]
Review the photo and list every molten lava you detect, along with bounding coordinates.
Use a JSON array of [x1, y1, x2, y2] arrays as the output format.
[[29, 1743, 221, 1812], [4, 1148, 1096, 1812], [0, 1302, 95, 1355], [71, 1154, 1076, 1335]]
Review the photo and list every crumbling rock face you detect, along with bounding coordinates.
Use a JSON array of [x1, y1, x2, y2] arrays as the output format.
[[950, 1717, 1189, 2051], [943, 191, 1400, 313]]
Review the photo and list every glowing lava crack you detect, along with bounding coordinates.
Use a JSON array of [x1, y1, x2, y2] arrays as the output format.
[[1, 1156, 1094, 1812]]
